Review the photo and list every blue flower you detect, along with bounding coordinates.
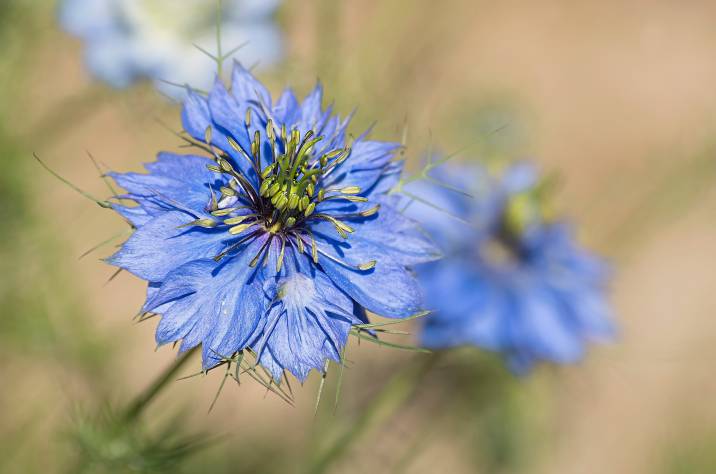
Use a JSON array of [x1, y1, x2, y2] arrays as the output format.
[[59, 0, 283, 98], [108, 63, 440, 381], [402, 162, 614, 373]]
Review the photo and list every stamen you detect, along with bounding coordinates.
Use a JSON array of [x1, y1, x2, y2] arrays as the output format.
[[213, 230, 261, 262], [294, 232, 305, 254], [287, 194, 299, 209], [177, 218, 218, 229], [322, 204, 381, 220], [211, 207, 244, 217], [299, 196, 309, 211], [220, 186, 237, 197], [276, 236, 286, 272], [339, 186, 361, 194], [208, 184, 218, 211], [261, 163, 276, 179], [322, 195, 368, 203], [310, 214, 354, 238], [249, 237, 273, 268], [228, 221, 259, 235], [226, 136, 257, 171], [294, 232, 376, 271], [299, 229, 319, 264], [223, 214, 257, 225]]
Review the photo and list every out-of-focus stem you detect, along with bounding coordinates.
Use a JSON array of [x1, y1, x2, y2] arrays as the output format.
[[307, 353, 441, 474], [123, 347, 199, 421]]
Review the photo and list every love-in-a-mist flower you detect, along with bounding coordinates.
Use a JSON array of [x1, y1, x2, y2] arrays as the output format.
[[108, 62, 440, 381], [59, 0, 283, 98], [402, 162, 614, 373]]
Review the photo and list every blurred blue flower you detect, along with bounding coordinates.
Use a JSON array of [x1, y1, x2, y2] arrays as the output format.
[[402, 162, 614, 373], [59, 0, 283, 98], [108, 63, 439, 381]]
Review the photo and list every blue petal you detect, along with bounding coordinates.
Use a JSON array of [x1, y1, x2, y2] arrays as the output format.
[[352, 203, 441, 264], [181, 90, 212, 140], [299, 82, 324, 131], [367, 161, 404, 197], [111, 203, 150, 228], [310, 206, 440, 267], [181, 84, 253, 175], [110, 153, 219, 214], [553, 286, 615, 341], [515, 287, 584, 364], [311, 227, 423, 318], [231, 61, 271, 107], [254, 270, 358, 381], [145, 152, 217, 184], [273, 88, 300, 125], [207, 78, 257, 171], [324, 139, 400, 192], [149, 237, 268, 368], [419, 262, 505, 351], [108, 210, 229, 282], [501, 161, 538, 194]]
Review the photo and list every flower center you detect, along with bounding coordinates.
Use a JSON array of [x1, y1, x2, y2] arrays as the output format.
[[485, 183, 555, 266], [256, 125, 354, 234], [187, 118, 379, 271]]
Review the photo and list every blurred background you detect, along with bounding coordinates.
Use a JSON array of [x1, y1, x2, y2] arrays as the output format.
[[2, 0, 716, 472]]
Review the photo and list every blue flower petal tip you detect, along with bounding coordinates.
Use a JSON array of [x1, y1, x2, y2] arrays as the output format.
[[107, 63, 439, 382]]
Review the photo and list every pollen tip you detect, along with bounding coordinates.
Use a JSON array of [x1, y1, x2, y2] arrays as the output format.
[[358, 260, 377, 271]]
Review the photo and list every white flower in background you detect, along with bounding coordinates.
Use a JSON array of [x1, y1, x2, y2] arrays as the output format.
[[59, 0, 283, 98]]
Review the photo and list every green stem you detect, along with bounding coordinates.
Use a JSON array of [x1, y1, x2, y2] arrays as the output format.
[[123, 347, 199, 421], [307, 353, 441, 474]]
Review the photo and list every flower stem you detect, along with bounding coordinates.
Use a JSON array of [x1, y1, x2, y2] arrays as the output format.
[[123, 347, 199, 421], [307, 353, 441, 474]]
